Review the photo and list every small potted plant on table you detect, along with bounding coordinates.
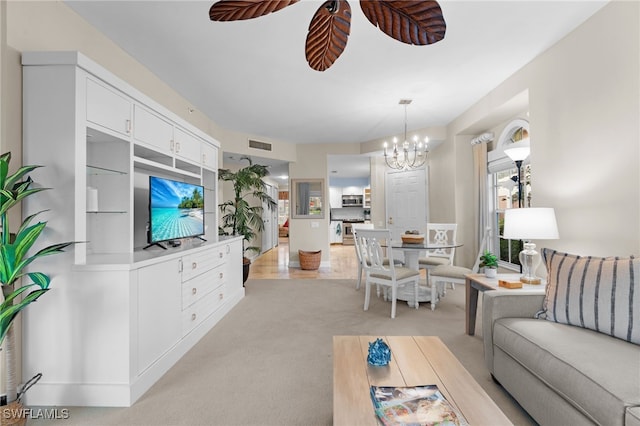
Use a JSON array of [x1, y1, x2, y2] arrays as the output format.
[[479, 250, 499, 278]]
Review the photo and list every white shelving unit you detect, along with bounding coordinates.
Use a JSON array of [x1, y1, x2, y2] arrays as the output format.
[[21, 51, 242, 407]]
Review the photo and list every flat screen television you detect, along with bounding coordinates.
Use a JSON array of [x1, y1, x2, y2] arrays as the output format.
[[146, 176, 205, 249]]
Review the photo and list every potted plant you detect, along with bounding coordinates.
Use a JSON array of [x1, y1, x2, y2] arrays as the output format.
[[479, 250, 499, 278], [0, 152, 72, 418], [218, 157, 276, 284]]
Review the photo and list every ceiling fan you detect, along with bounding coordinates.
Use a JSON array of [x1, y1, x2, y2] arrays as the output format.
[[209, 0, 447, 71]]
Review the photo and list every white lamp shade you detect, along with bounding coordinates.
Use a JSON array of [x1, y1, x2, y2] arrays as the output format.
[[503, 208, 559, 240], [504, 138, 530, 161]]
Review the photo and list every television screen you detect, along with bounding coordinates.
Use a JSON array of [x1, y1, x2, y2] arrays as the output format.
[[148, 176, 205, 244]]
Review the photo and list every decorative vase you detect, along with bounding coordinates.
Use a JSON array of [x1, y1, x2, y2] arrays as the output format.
[[485, 267, 497, 278], [242, 258, 251, 285]]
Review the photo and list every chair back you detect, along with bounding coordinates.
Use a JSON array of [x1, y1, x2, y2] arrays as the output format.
[[352, 224, 374, 265], [425, 223, 458, 263], [354, 228, 397, 278]]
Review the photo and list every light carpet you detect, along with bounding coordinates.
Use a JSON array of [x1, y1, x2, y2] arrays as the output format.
[[31, 279, 535, 425]]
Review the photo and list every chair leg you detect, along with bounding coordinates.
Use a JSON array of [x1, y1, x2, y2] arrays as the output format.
[[356, 264, 362, 290], [364, 281, 371, 311], [390, 286, 397, 319], [414, 280, 419, 309], [430, 279, 438, 311]]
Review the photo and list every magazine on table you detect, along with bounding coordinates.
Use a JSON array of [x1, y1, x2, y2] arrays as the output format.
[[370, 384, 468, 426]]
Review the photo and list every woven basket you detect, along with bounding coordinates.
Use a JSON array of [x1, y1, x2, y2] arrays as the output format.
[[299, 250, 321, 270], [401, 234, 424, 244], [1, 401, 27, 426]]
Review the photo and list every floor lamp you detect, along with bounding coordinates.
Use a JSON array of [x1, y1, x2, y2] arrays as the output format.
[[504, 138, 530, 208]]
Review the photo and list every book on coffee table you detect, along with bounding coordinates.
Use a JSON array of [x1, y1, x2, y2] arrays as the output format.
[[370, 384, 468, 426]]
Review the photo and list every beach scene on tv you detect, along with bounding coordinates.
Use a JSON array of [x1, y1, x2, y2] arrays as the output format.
[[149, 177, 205, 242]]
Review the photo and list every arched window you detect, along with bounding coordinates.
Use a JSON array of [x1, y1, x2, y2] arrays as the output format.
[[488, 119, 531, 269]]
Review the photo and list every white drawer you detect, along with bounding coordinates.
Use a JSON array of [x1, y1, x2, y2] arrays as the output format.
[[182, 247, 227, 282], [182, 288, 225, 336], [181, 264, 226, 310]]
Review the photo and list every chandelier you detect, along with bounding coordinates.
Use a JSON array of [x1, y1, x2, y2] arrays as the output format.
[[383, 100, 429, 170]]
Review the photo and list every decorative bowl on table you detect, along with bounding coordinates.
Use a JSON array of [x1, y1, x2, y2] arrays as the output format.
[[401, 234, 425, 244]]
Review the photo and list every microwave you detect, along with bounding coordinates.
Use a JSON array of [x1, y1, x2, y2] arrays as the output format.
[[342, 194, 363, 207]]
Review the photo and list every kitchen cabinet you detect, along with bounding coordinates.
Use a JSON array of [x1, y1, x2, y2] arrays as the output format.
[[330, 221, 343, 244]]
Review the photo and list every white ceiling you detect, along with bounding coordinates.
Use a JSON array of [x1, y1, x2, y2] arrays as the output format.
[[64, 0, 608, 180]]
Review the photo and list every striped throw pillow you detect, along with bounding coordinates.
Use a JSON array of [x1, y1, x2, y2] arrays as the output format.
[[541, 248, 640, 344]]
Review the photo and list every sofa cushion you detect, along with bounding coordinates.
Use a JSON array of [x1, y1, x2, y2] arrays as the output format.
[[493, 318, 640, 426], [627, 406, 640, 426], [541, 248, 640, 344]]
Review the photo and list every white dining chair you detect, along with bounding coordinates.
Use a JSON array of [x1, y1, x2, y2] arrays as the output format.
[[354, 225, 403, 292], [418, 223, 457, 289], [356, 228, 420, 318], [352, 223, 374, 290], [428, 227, 491, 310]]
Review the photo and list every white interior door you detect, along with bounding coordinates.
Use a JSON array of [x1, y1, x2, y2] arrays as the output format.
[[385, 168, 428, 241]]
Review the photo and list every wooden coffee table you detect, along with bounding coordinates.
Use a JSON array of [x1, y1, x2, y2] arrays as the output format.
[[333, 335, 512, 425]]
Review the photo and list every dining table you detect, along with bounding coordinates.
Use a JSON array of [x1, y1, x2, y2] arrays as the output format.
[[382, 240, 463, 304]]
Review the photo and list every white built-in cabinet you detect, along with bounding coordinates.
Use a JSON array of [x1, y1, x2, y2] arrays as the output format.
[[21, 51, 242, 407]]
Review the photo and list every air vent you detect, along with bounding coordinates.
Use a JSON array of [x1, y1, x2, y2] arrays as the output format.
[[248, 139, 272, 151]]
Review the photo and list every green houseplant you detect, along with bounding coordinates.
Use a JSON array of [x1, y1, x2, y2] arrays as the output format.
[[0, 152, 72, 410], [479, 250, 499, 278], [218, 157, 276, 283]]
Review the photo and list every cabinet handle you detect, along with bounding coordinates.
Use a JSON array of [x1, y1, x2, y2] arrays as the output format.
[[192, 287, 197, 295], [219, 272, 223, 279], [192, 262, 197, 269], [226, 245, 230, 254], [125, 119, 131, 134], [176, 141, 181, 153], [219, 293, 224, 300], [191, 313, 197, 321], [219, 252, 223, 258], [178, 259, 183, 273], [170, 140, 175, 152], [202, 153, 206, 163]]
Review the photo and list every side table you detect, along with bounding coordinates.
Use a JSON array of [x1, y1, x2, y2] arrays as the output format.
[[465, 273, 546, 336]]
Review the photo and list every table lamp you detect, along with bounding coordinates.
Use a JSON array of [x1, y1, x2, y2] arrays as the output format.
[[503, 207, 559, 284]]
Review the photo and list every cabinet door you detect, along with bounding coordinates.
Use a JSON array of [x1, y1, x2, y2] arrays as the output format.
[[174, 127, 202, 164], [86, 78, 132, 137], [133, 105, 174, 155], [137, 260, 182, 374], [201, 142, 218, 171]]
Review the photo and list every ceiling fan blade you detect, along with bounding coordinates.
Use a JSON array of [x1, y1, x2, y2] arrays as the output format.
[[305, 0, 352, 72], [359, 0, 446, 45], [209, 0, 299, 21]]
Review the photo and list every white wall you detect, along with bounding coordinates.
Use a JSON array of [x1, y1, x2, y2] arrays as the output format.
[[443, 1, 639, 265]]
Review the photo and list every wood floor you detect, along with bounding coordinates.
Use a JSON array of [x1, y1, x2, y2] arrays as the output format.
[[249, 238, 359, 280], [249, 237, 428, 280]]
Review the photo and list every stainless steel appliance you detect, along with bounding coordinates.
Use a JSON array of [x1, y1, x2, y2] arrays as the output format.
[[341, 194, 363, 207], [341, 220, 364, 245]]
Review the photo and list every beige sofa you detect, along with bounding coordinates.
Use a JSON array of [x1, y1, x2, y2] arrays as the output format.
[[483, 291, 640, 425], [483, 248, 640, 425]]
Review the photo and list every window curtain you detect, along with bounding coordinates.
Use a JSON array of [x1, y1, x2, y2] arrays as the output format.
[[472, 141, 489, 254], [298, 182, 310, 215]]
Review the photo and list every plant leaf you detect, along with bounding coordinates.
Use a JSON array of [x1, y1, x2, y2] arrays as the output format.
[[305, 0, 351, 72], [209, 0, 299, 21], [359, 0, 446, 46], [0, 288, 48, 345]]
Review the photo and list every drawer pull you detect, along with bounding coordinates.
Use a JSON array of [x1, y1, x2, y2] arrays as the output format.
[[191, 313, 197, 321], [192, 287, 197, 295], [192, 262, 197, 269]]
